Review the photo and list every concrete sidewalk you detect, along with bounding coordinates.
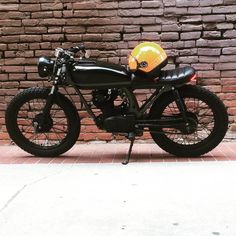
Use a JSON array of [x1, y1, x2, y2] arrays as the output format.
[[0, 162, 236, 236], [0, 143, 236, 236]]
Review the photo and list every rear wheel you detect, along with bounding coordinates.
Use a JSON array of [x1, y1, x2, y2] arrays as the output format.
[[149, 85, 228, 157], [5, 87, 81, 157]]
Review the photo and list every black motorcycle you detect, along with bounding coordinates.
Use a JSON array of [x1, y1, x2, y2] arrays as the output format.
[[5, 45, 228, 164]]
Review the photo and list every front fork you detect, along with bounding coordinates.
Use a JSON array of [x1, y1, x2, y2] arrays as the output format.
[[39, 66, 62, 127], [35, 85, 58, 132], [43, 85, 58, 117]]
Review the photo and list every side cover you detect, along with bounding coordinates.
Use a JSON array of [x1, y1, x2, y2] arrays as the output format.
[[69, 59, 131, 89]]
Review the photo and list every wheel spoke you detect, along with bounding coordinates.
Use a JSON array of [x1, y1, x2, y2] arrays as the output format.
[[16, 97, 69, 148], [159, 96, 215, 145]]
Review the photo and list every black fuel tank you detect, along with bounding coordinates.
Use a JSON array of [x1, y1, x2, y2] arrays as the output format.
[[69, 59, 131, 89]]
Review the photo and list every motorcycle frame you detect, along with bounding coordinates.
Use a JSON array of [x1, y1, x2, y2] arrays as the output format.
[[72, 84, 174, 120], [71, 85, 188, 133], [67, 67, 172, 117], [44, 63, 188, 133]]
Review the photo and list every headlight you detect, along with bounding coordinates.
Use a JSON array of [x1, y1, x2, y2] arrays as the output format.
[[38, 57, 54, 78]]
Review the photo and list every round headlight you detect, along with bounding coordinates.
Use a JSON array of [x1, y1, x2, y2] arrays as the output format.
[[38, 57, 54, 78]]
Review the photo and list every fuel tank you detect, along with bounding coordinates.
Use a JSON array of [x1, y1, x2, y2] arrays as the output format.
[[69, 59, 131, 89]]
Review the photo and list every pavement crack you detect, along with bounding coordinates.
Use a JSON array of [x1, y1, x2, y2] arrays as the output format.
[[0, 184, 27, 214], [0, 169, 65, 214]]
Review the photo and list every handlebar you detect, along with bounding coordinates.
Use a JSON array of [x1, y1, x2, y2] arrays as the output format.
[[54, 45, 88, 61], [68, 45, 86, 54]]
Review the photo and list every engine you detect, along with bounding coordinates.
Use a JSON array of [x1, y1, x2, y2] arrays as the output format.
[[92, 89, 129, 118], [92, 89, 135, 133]]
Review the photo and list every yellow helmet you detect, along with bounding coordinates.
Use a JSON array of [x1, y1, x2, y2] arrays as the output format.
[[128, 42, 168, 77]]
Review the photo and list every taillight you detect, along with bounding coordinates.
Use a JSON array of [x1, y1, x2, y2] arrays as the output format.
[[190, 74, 197, 81]]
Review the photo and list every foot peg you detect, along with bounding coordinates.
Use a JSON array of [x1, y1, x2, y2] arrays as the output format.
[[122, 133, 135, 165]]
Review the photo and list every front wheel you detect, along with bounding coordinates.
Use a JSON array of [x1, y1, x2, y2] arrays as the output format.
[[149, 85, 228, 157], [5, 87, 81, 157]]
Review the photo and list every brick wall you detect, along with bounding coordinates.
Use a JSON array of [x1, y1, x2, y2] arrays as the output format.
[[0, 0, 236, 143]]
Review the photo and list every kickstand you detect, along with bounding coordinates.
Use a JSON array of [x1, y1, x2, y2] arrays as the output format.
[[122, 134, 135, 165]]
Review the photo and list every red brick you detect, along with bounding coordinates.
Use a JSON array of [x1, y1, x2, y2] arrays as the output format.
[[215, 63, 236, 70], [200, 0, 223, 6], [43, 34, 64, 42], [180, 15, 202, 23], [176, 0, 199, 7], [221, 78, 236, 85], [224, 0, 236, 4], [4, 58, 26, 65], [199, 56, 219, 63], [226, 14, 236, 21], [64, 26, 86, 34], [41, 3, 63, 11], [25, 27, 47, 34], [221, 71, 236, 77], [32, 11, 53, 18], [224, 100, 236, 107], [161, 32, 179, 41], [142, 32, 160, 40], [224, 30, 236, 38], [203, 31, 221, 39], [202, 14, 225, 22], [165, 7, 188, 16], [118, 9, 141, 17], [2, 66, 24, 73], [142, 1, 163, 8], [20, 35, 42, 42], [222, 86, 236, 92], [219, 92, 236, 100], [222, 47, 236, 54], [188, 7, 211, 14], [228, 108, 236, 115], [181, 24, 203, 31], [96, 133, 113, 141], [83, 34, 102, 42], [119, 1, 141, 8], [102, 34, 121, 41], [123, 33, 141, 41], [192, 64, 214, 71], [40, 19, 66, 26], [0, 4, 18, 11], [220, 55, 236, 62], [0, 35, 20, 43], [199, 78, 219, 85], [198, 48, 221, 56], [198, 70, 221, 78], [9, 73, 26, 80], [217, 23, 234, 30], [181, 32, 201, 40], [73, 2, 97, 10], [0, 74, 8, 80], [213, 6, 236, 13], [19, 4, 40, 12]]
